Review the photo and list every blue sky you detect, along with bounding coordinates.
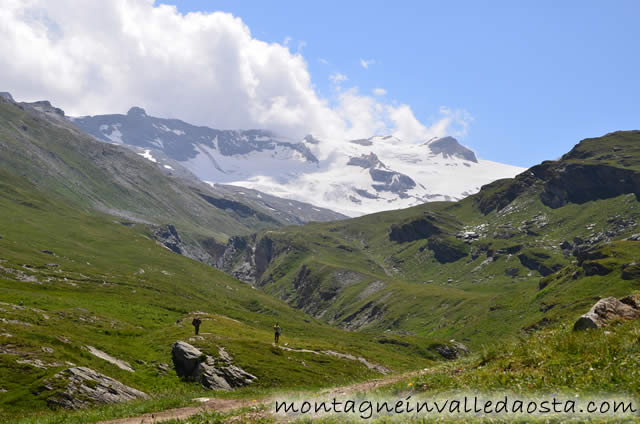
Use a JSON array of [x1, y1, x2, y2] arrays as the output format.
[[161, 0, 639, 167]]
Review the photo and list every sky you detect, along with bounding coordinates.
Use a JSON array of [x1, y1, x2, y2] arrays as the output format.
[[1, 0, 638, 167]]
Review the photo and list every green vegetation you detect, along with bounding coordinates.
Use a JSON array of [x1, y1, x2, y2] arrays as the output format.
[[2, 93, 640, 424], [0, 169, 432, 422], [221, 132, 640, 350]]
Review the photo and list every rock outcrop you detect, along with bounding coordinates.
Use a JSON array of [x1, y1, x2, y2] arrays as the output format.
[[45, 367, 148, 409], [171, 341, 256, 390], [389, 215, 441, 243], [573, 295, 640, 331], [430, 340, 470, 360], [427, 236, 469, 264], [426, 136, 478, 163]]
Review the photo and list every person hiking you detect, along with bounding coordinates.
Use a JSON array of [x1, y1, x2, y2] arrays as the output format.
[[274, 322, 282, 344], [192, 317, 202, 335]]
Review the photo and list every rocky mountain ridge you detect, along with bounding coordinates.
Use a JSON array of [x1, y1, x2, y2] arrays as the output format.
[[72, 108, 525, 217]]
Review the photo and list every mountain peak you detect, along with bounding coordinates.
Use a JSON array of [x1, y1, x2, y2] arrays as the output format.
[[426, 136, 478, 163], [127, 106, 147, 117]]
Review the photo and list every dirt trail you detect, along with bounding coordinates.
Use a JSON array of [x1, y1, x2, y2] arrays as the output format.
[[98, 369, 430, 424]]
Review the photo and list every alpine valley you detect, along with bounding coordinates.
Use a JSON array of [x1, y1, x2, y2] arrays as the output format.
[[1, 91, 640, 424]]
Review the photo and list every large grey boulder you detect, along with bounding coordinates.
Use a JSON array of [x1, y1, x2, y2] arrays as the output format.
[[171, 340, 204, 378], [171, 341, 256, 390], [45, 367, 148, 409], [574, 295, 640, 331]]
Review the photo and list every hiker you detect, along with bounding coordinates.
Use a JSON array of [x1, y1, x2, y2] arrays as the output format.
[[274, 322, 281, 344], [192, 317, 202, 335]]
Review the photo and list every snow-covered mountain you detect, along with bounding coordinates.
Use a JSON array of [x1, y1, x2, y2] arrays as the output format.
[[73, 108, 526, 217]]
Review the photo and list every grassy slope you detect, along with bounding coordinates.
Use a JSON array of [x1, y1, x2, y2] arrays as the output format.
[[0, 98, 303, 245], [0, 170, 433, 422], [231, 131, 640, 349], [151, 317, 640, 424]]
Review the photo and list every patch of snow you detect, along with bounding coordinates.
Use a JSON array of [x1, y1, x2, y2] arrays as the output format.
[[103, 124, 123, 144], [137, 149, 157, 163]]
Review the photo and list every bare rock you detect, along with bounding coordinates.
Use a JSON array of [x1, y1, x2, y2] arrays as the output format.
[[171, 341, 256, 390], [45, 367, 148, 409], [430, 340, 470, 360], [574, 296, 640, 331]]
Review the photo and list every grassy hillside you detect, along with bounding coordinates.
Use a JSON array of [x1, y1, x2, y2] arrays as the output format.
[[217, 131, 640, 348], [0, 96, 343, 261], [0, 170, 433, 423]]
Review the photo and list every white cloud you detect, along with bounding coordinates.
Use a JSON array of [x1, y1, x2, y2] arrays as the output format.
[[283, 36, 292, 46], [360, 59, 375, 69], [318, 58, 329, 65], [0, 0, 471, 151], [372, 88, 387, 96], [329, 72, 348, 84]]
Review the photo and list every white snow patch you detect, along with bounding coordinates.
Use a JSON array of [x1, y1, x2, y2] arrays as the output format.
[[137, 149, 157, 163], [104, 124, 123, 144]]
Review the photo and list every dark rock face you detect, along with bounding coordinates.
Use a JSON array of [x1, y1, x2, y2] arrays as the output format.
[[621, 263, 640, 280], [428, 237, 469, 263], [73, 111, 318, 163], [153, 224, 183, 254], [0, 92, 14, 102], [427, 137, 478, 163], [213, 235, 256, 283], [45, 367, 148, 409], [389, 216, 441, 243], [291, 265, 323, 304], [171, 341, 256, 390], [474, 153, 640, 215], [150, 224, 216, 266], [517, 251, 562, 276], [505, 267, 520, 277], [572, 245, 607, 264], [581, 261, 612, 276], [341, 301, 385, 330], [347, 152, 383, 168], [254, 236, 274, 281], [346, 152, 417, 196], [430, 340, 470, 360], [349, 138, 373, 146], [370, 169, 416, 195], [574, 295, 640, 331], [198, 192, 279, 224], [535, 164, 640, 209]]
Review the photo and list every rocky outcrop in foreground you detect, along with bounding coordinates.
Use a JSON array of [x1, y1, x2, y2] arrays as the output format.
[[171, 341, 256, 390], [45, 367, 148, 409], [574, 294, 640, 331]]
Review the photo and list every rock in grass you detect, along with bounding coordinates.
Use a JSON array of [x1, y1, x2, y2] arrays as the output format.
[[573, 295, 640, 331], [171, 341, 256, 390], [429, 340, 470, 360], [45, 367, 148, 409]]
